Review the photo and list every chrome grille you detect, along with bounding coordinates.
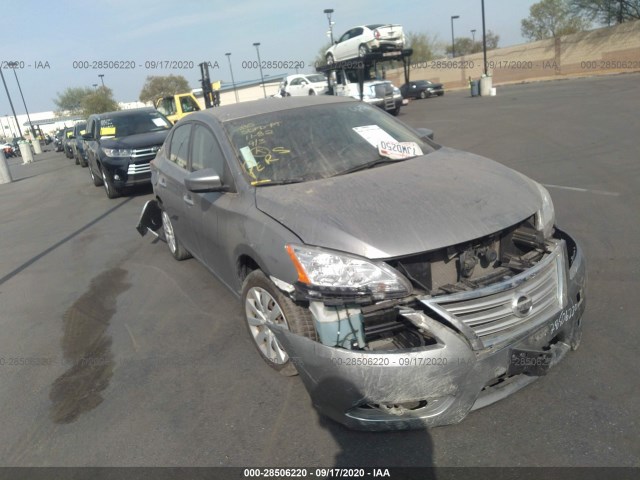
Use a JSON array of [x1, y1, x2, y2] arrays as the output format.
[[420, 240, 567, 349], [127, 163, 151, 175]]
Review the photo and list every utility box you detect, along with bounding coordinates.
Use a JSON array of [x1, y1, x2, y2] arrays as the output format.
[[480, 75, 493, 96]]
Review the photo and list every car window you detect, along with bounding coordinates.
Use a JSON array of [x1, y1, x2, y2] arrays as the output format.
[[190, 124, 224, 174], [169, 124, 191, 169], [290, 78, 302, 86], [352, 27, 363, 37], [338, 30, 351, 43], [180, 96, 199, 113], [224, 102, 436, 185], [306, 74, 326, 83], [98, 111, 171, 138], [157, 98, 175, 116]]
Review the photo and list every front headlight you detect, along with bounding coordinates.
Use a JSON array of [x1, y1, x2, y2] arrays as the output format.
[[534, 183, 555, 238], [102, 148, 133, 158], [285, 244, 412, 299]]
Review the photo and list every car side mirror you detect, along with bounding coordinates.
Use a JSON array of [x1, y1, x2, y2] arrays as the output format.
[[184, 168, 227, 193], [416, 127, 434, 140], [81, 133, 93, 140]]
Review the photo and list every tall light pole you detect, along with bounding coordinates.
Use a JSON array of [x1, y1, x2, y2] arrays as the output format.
[[471, 29, 476, 43], [7, 63, 35, 138], [225, 53, 239, 103], [98, 74, 105, 87], [481, 0, 488, 74], [324, 8, 335, 44], [451, 15, 460, 58], [0, 68, 23, 138], [253, 42, 267, 99], [93, 83, 98, 90]]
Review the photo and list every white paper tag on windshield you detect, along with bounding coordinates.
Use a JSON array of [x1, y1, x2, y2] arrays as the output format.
[[378, 141, 423, 160], [239, 146, 258, 169], [353, 125, 397, 148], [152, 118, 167, 127]]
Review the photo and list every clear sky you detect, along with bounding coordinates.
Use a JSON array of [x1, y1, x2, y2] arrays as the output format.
[[2, 0, 538, 112]]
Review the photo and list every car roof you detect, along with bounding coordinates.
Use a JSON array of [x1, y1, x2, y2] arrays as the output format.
[[194, 96, 358, 123], [89, 107, 157, 119]]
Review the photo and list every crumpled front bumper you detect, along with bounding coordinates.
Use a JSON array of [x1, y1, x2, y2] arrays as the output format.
[[271, 233, 586, 431]]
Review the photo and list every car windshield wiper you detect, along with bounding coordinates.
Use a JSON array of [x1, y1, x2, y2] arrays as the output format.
[[333, 156, 407, 176], [251, 176, 316, 186]]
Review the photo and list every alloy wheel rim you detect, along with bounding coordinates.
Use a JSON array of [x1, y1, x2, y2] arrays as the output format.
[[161, 211, 176, 254], [245, 287, 290, 365]]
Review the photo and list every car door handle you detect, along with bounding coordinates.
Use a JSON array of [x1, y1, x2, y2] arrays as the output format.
[[183, 194, 194, 206], [159, 177, 167, 188]]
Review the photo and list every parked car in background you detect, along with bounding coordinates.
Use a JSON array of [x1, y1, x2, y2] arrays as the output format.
[[54, 131, 64, 152], [62, 127, 74, 158], [278, 74, 328, 97], [69, 121, 88, 166], [400, 80, 445, 99], [84, 108, 172, 198], [2, 143, 16, 158], [333, 68, 404, 115], [326, 24, 405, 63], [136, 96, 585, 431]]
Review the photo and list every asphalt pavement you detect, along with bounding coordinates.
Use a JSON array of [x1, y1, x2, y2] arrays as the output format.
[[0, 73, 638, 468]]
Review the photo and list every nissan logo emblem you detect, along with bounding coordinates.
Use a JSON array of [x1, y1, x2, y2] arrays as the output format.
[[512, 294, 533, 317]]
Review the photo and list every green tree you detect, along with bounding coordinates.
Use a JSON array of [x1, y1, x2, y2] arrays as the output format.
[[521, 0, 590, 40], [405, 32, 442, 62], [81, 86, 119, 117], [570, 0, 640, 25], [312, 42, 333, 68], [445, 31, 500, 56], [53, 87, 94, 115], [139, 75, 190, 103]]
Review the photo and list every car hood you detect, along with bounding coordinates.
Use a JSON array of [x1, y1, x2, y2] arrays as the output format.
[[425, 83, 443, 89], [255, 148, 542, 259], [99, 130, 169, 149]]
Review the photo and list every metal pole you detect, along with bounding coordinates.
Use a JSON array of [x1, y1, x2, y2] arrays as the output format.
[[9, 64, 35, 138], [451, 16, 460, 58], [253, 43, 267, 99], [471, 29, 476, 43], [225, 53, 239, 103], [324, 9, 335, 44], [0, 68, 23, 138], [482, 0, 488, 75], [99, 74, 105, 87]]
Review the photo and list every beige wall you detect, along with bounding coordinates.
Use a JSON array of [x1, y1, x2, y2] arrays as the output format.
[[384, 20, 640, 90]]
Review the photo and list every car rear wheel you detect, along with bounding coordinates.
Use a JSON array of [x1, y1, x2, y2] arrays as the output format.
[[308, 89, 316, 95], [419, 90, 427, 99], [161, 210, 191, 260], [242, 270, 317, 377], [102, 169, 121, 199]]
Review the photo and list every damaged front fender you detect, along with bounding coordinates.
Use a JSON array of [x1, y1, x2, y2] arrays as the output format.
[[136, 200, 163, 238]]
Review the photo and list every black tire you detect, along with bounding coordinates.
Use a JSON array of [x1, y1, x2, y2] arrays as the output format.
[[241, 270, 317, 377], [358, 44, 369, 57], [326, 53, 334, 64], [390, 107, 401, 116], [74, 150, 80, 165], [80, 156, 88, 168], [90, 163, 103, 186], [308, 89, 316, 95], [161, 209, 191, 261], [101, 168, 121, 199], [419, 90, 427, 99]]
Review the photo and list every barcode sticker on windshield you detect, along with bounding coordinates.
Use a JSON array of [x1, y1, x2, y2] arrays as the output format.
[[353, 125, 397, 148], [239, 146, 258, 169], [378, 141, 423, 160]]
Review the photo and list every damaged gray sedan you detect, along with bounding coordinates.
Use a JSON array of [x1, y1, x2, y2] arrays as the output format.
[[137, 96, 586, 430]]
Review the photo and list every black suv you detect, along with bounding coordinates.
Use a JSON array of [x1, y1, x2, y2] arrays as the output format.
[[84, 108, 172, 198]]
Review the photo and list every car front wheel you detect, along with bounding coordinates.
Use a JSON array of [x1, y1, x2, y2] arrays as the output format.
[[326, 53, 334, 64], [90, 164, 103, 186], [419, 90, 427, 99], [358, 44, 369, 57], [161, 210, 191, 260], [102, 168, 120, 199], [242, 270, 317, 376]]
